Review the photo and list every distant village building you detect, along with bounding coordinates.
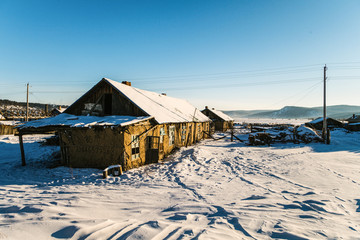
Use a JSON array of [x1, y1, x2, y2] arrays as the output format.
[[201, 106, 233, 132], [305, 117, 343, 130], [345, 114, 360, 131], [50, 106, 67, 116], [346, 114, 360, 123], [18, 78, 211, 170]]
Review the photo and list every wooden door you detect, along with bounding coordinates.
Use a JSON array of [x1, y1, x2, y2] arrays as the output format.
[[146, 136, 160, 164]]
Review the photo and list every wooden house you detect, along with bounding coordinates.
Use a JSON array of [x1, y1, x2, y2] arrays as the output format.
[[18, 78, 211, 170], [305, 117, 343, 130], [201, 106, 234, 132]]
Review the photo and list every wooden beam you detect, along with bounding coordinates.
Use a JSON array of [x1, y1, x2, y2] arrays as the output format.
[[202, 130, 215, 140], [18, 134, 26, 166]]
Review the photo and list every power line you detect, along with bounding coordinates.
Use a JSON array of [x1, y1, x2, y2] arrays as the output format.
[[269, 80, 323, 108], [147, 77, 322, 92], [29, 91, 84, 94]]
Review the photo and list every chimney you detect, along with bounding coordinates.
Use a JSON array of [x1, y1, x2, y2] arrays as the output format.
[[161, 93, 167, 96], [122, 81, 131, 86], [59, 106, 62, 110], [205, 106, 208, 109]]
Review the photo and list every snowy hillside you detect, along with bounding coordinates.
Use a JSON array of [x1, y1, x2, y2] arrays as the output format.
[[1, 129, 360, 239], [224, 105, 360, 120]]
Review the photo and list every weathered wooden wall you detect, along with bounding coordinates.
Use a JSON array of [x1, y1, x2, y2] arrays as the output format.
[[59, 127, 126, 169], [123, 121, 156, 170], [57, 120, 211, 170], [0, 125, 17, 135], [214, 121, 234, 132], [122, 121, 211, 170]]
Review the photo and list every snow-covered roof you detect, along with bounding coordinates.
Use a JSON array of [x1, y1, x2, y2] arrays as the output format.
[[308, 117, 341, 124], [58, 107, 67, 113], [18, 113, 153, 129], [309, 117, 324, 124], [206, 108, 233, 121], [0, 114, 4, 120], [104, 78, 210, 124]]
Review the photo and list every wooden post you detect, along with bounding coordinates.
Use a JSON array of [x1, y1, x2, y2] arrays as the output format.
[[322, 65, 328, 144], [231, 128, 234, 142], [19, 134, 26, 166]]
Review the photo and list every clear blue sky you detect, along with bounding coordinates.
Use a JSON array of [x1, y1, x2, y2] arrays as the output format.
[[1, 0, 360, 110]]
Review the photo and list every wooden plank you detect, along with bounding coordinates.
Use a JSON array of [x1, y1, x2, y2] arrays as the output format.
[[202, 130, 215, 140], [233, 134, 244, 142], [18, 134, 26, 166]]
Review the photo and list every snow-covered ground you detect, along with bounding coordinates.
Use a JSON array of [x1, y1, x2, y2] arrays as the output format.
[[1, 128, 360, 239]]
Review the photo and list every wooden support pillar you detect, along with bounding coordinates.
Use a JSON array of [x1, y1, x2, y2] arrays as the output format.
[[19, 134, 26, 166]]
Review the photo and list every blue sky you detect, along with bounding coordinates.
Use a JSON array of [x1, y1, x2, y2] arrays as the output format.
[[1, 0, 360, 110]]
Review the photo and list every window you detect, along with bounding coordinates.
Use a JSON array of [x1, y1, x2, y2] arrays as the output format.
[[169, 126, 175, 146], [181, 125, 186, 142], [131, 135, 140, 160], [160, 127, 165, 143]]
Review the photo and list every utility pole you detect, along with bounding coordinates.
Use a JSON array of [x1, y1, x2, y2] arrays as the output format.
[[322, 65, 329, 144], [26, 83, 29, 122]]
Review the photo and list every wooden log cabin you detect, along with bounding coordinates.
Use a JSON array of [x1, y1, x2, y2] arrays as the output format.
[[18, 78, 211, 170], [201, 106, 234, 132]]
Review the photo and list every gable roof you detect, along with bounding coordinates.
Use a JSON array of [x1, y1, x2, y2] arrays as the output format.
[[205, 108, 233, 121], [103, 78, 210, 124], [308, 117, 341, 124]]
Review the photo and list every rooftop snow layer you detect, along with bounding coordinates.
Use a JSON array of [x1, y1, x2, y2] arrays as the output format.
[[208, 108, 233, 121], [17, 113, 153, 129], [309, 117, 324, 124], [104, 78, 210, 124]]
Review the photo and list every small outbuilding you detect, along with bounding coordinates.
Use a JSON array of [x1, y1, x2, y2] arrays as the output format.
[[345, 114, 360, 131], [201, 106, 234, 132], [18, 78, 211, 170], [346, 114, 360, 123], [305, 117, 343, 130]]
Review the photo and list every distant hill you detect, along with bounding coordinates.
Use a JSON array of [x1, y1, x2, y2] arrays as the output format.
[[223, 105, 360, 120]]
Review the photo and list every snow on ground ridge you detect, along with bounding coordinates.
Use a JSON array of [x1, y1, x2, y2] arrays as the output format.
[[0, 128, 360, 239]]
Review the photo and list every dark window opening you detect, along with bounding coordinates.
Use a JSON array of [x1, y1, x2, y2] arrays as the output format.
[[104, 94, 112, 115], [132, 147, 139, 155]]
